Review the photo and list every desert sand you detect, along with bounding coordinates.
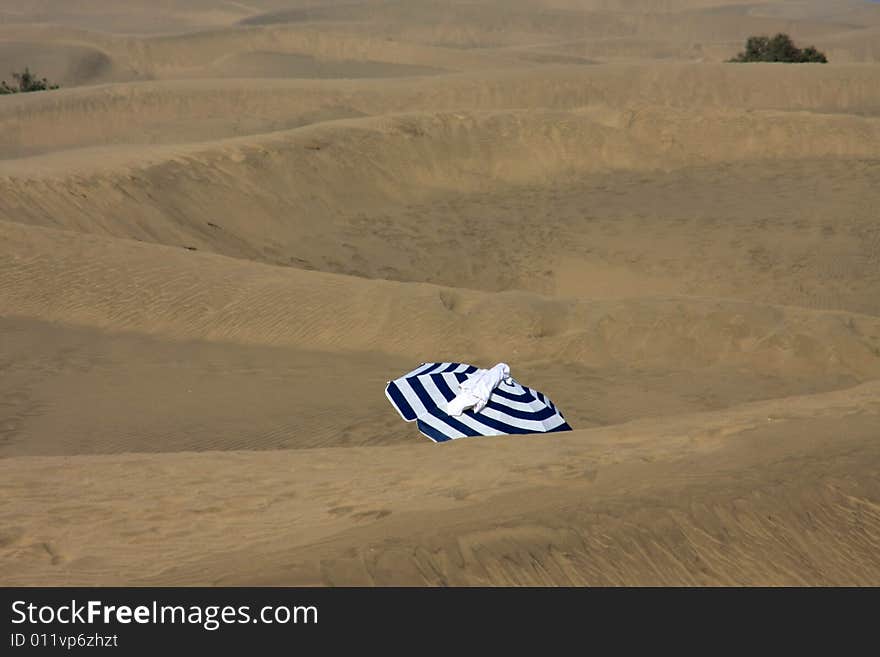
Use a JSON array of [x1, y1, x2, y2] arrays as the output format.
[[1, 0, 879, 586]]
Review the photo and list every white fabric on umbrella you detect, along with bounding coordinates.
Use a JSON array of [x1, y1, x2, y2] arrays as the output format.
[[384, 361, 572, 442], [446, 362, 511, 416]]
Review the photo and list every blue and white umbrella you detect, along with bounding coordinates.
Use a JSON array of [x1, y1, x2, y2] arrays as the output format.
[[385, 362, 572, 442]]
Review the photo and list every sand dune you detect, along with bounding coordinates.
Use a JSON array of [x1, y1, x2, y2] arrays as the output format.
[[0, 0, 260, 34], [3, 106, 879, 315], [4, 63, 880, 158], [3, 221, 880, 467], [0, 40, 116, 88], [2, 0, 878, 92], [1, 0, 879, 586], [2, 382, 878, 585]]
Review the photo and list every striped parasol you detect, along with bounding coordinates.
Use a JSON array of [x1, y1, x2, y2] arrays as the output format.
[[385, 362, 572, 443]]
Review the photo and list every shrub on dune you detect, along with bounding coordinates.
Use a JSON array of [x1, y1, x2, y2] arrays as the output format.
[[0, 67, 61, 95], [728, 33, 828, 63]]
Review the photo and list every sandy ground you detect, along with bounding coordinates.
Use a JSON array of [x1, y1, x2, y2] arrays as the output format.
[[1, 0, 879, 585]]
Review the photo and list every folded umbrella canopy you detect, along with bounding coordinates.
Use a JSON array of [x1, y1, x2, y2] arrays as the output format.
[[385, 362, 572, 442]]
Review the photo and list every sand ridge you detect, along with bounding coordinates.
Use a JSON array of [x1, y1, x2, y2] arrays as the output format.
[[2, 382, 879, 585]]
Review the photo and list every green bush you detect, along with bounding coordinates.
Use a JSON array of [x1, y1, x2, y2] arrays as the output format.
[[0, 68, 61, 95], [728, 33, 827, 63]]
